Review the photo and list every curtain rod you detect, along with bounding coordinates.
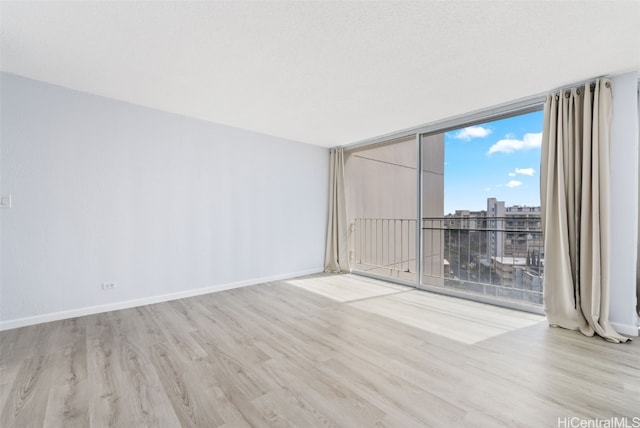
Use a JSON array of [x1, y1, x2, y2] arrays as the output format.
[[550, 76, 611, 99], [549, 75, 610, 94]]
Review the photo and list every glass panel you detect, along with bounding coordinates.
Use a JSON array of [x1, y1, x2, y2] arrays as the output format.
[[421, 134, 445, 286], [345, 136, 418, 284], [421, 111, 544, 306]]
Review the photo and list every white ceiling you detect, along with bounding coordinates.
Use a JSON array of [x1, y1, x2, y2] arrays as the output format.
[[1, 1, 639, 148]]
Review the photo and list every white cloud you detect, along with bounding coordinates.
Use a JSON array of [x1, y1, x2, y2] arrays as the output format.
[[488, 132, 542, 155], [514, 167, 535, 176], [505, 180, 523, 188], [454, 126, 492, 141], [508, 172, 516, 177], [483, 187, 491, 192]]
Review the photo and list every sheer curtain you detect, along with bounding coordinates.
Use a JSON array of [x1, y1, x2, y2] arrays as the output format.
[[541, 78, 629, 343], [324, 147, 350, 273]]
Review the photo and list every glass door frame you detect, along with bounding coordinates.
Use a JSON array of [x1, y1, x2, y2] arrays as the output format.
[[346, 96, 545, 313]]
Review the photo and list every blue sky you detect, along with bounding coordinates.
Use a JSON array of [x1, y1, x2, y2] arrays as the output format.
[[443, 110, 543, 214]]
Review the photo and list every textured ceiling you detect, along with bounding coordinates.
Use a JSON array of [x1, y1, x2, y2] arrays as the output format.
[[1, 1, 639, 147]]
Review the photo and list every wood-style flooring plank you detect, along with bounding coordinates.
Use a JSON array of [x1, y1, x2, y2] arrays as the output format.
[[42, 319, 89, 428], [1, 354, 53, 427], [149, 342, 225, 427], [1, 273, 638, 427]]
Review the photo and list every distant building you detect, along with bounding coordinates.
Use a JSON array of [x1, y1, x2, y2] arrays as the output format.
[[486, 198, 506, 258], [492, 256, 527, 283], [444, 197, 544, 284], [503, 203, 542, 261], [446, 209, 485, 230], [445, 198, 541, 260]]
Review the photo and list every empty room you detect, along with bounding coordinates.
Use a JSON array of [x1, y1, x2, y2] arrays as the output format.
[[1, 1, 639, 427]]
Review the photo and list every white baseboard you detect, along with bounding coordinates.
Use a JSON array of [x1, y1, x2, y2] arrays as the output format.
[[611, 321, 640, 337], [0, 267, 323, 331]]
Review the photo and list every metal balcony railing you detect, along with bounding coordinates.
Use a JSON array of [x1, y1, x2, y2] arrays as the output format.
[[352, 218, 417, 278], [352, 216, 544, 305]]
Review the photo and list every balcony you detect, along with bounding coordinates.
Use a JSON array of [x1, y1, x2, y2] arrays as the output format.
[[352, 216, 544, 306]]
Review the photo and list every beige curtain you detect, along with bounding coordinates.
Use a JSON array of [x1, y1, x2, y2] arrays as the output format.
[[325, 147, 350, 273], [541, 78, 629, 343]]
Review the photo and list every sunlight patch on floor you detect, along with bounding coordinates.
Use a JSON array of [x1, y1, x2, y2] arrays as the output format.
[[351, 290, 544, 345], [287, 273, 545, 345], [285, 274, 407, 302]]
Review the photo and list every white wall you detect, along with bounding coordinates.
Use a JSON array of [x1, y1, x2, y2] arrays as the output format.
[[0, 73, 329, 329], [609, 71, 640, 335]]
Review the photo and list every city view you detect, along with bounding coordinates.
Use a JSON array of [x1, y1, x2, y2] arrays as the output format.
[[434, 198, 543, 305], [345, 111, 544, 306]]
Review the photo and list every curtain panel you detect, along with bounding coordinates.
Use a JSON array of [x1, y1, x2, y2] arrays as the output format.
[[541, 78, 629, 343], [324, 147, 350, 273]]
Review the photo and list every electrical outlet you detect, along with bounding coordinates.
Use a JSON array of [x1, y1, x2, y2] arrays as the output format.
[[101, 282, 117, 290], [0, 194, 11, 209]]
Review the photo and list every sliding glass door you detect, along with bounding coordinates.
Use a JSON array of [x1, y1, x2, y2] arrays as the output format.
[[420, 111, 544, 307], [344, 107, 545, 311]]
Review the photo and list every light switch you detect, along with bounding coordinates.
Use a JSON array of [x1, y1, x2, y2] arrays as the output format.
[[0, 194, 12, 209]]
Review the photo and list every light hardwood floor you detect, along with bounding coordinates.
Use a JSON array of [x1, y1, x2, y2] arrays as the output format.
[[287, 274, 545, 344], [1, 273, 638, 427]]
